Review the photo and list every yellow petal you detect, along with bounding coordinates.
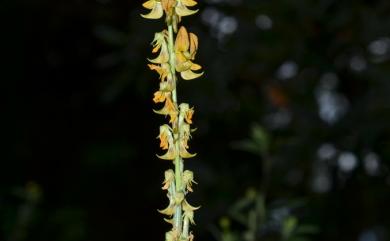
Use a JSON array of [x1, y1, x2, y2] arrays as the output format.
[[185, 108, 194, 124], [175, 51, 188, 62], [180, 123, 192, 140], [163, 217, 174, 224], [190, 63, 202, 71], [148, 64, 169, 81], [160, 63, 171, 81], [182, 199, 200, 223], [180, 144, 196, 158], [175, 1, 198, 17], [162, 0, 175, 13], [189, 33, 198, 57], [157, 124, 174, 151], [161, 0, 169, 11], [141, 2, 163, 19], [153, 107, 169, 115], [148, 64, 162, 79], [153, 103, 174, 116], [176, 60, 192, 72], [157, 146, 177, 160], [152, 45, 160, 53], [153, 98, 178, 123], [175, 52, 191, 71], [158, 205, 175, 216], [181, 69, 203, 80], [175, 26, 189, 52], [153, 91, 166, 103], [151, 31, 167, 53], [148, 64, 162, 74], [182, 170, 196, 192], [179, 104, 195, 124], [168, 111, 178, 124], [182, 199, 201, 211], [148, 42, 169, 64], [162, 169, 175, 190], [165, 97, 177, 113], [142, 0, 155, 9], [159, 133, 169, 150], [182, 0, 198, 7]]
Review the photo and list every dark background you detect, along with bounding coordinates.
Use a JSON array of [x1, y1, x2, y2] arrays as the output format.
[[3, 0, 390, 241]]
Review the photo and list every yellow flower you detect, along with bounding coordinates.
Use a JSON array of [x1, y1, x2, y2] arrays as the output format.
[[148, 63, 171, 81], [158, 197, 175, 216], [185, 108, 194, 124], [157, 125, 177, 160], [159, 192, 184, 216], [153, 91, 166, 103], [149, 42, 169, 64], [175, 27, 203, 80], [182, 199, 200, 225], [158, 130, 169, 150], [141, 0, 164, 19], [162, 169, 175, 190], [175, 0, 199, 17], [179, 122, 196, 158], [182, 170, 197, 192], [151, 31, 167, 52], [153, 82, 174, 103], [154, 94, 178, 124], [149, 32, 169, 64], [179, 103, 194, 124]]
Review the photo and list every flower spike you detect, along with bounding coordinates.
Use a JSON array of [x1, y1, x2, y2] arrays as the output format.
[[142, 0, 202, 239]]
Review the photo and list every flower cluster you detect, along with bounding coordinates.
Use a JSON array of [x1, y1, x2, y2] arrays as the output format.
[[141, 1, 202, 241], [142, 0, 199, 31]]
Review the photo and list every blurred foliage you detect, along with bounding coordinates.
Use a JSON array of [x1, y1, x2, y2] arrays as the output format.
[[216, 126, 318, 241], [3, 0, 390, 240], [216, 190, 319, 241]]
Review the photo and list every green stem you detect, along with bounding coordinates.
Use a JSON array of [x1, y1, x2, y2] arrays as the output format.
[[167, 22, 184, 232]]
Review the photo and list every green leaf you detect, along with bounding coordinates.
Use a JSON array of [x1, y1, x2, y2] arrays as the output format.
[[250, 124, 269, 154], [282, 216, 298, 240]]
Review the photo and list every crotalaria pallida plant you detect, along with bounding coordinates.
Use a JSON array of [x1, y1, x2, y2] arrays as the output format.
[[141, 1, 202, 241]]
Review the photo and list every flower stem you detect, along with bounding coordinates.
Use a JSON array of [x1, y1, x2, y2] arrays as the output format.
[[167, 22, 184, 233]]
